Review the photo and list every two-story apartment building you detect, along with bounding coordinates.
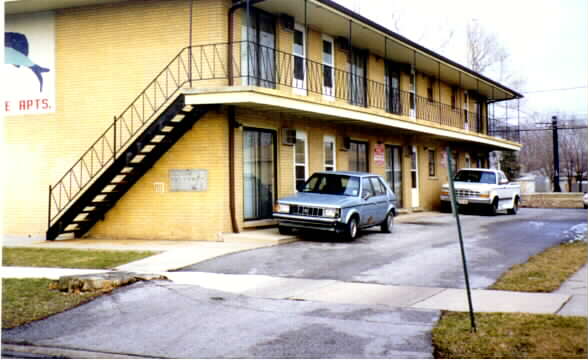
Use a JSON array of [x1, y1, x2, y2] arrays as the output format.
[[4, 0, 522, 241]]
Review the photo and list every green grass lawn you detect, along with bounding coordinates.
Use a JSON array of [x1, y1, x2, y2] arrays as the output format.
[[2, 247, 159, 329], [2, 278, 103, 329], [3, 247, 157, 269], [433, 240, 587, 358]]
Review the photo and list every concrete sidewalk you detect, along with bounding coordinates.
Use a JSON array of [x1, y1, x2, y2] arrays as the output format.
[[1, 265, 581, 316]]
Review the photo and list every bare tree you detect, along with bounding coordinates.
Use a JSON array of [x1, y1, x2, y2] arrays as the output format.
[[466, 20, 508, 74]]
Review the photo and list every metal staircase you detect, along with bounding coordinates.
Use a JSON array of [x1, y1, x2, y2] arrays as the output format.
[[45, 44, 233, 240]]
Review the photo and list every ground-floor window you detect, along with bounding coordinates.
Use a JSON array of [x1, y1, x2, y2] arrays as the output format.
[[428, 149, 436, 177], [243, 128, 276, 220], [324, 135, 336, 171], [385, 145, 402, 207], [349, 140, 368, 172], [295, 131, 308, 191]]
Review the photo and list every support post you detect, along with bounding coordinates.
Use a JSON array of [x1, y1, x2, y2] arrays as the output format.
[[48, 185, 52, 231], [113, 116, 117, 161], [189, 0, 193, 87], [446, 147, 477, 333]]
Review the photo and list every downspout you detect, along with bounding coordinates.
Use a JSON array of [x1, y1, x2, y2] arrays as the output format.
[[227, 0, 267, 233]]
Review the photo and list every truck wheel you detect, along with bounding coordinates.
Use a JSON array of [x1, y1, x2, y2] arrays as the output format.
[[381, 211, 394, 233], [507, 197, 519, 215], [487, 198, 499, 216], [343, 217, 359, 242]]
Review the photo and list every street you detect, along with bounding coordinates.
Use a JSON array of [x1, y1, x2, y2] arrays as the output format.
[[3, 208, 586, 358]]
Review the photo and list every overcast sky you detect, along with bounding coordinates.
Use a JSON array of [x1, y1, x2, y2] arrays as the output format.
[[335, 0, 588, 124]]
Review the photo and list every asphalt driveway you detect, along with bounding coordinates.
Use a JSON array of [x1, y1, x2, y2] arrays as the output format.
[[179, 208, 587, 289]]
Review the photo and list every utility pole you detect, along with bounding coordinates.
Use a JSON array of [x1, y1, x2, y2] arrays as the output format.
[[552, 116, 561, 192]]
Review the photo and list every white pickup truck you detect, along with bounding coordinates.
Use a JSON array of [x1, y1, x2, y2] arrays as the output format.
[[440, 168, 521, 216]]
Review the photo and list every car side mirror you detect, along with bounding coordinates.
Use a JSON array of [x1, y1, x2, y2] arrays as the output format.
[[500, 179, 509, 185], [362, 192, 371, 201]]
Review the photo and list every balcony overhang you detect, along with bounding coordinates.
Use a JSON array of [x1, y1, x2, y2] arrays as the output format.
[[183, 86, 521, 151], [254, 0, 522, 103]]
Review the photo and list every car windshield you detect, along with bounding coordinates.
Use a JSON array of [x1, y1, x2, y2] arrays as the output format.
[[302, 174, 360, 196], [454, 170, 496, 184]]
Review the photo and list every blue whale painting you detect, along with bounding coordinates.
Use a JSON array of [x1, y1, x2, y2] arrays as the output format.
[[5, 32, 50, 92]]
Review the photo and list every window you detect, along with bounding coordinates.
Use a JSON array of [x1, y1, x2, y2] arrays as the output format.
[[361, 177, 374, 198], [409, 67, 416, 117], [295, 131, 308, 191], [293, 23, 306, 94], [349, 140, 368, 172], [369, 177, 385, 195], [465, 153, 471, 168], [450, 151, 458, 175], [428, 149, 436, 177], [322, 35, 335, 99], [324, 135, 336, 171]]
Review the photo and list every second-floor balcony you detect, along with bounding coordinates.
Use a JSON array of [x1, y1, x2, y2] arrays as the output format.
[[122, 41, 521, 145]]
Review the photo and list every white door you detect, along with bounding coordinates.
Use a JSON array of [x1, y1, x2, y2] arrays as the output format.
[[410, 145, 419, 208], [293, 23, 306, 95]]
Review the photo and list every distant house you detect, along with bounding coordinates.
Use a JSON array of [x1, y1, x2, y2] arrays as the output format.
[[4, 0, 522, 241]]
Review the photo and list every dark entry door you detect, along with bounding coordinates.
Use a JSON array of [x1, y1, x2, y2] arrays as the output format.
[[243, 128, 276, 220]]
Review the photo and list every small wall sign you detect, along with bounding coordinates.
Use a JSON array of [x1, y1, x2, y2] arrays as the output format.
[[169, 169, 208, 192], [374, 144, 385, 167]]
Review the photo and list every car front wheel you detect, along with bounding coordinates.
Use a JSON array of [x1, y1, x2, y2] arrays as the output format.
[[343, 217, 359, 242], [381, 211, 394, 233]]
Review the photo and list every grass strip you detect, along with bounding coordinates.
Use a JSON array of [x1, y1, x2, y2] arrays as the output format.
[[433, 311, 587, 359], [3, 247, 157, 269], [2, 278, 104, 329], [490, 242, 587, 292]]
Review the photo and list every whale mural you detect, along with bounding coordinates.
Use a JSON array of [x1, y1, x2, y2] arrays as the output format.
[[5, 32, 50, 92]]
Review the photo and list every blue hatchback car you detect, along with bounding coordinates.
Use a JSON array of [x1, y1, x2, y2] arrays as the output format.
[[273, 171, 396, 241]]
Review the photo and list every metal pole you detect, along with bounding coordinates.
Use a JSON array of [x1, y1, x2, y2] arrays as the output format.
[[189, 0, 193, 87], [446, 147, 477, 333], [246, 0, 251, 85], [552, 116, 561, 192]]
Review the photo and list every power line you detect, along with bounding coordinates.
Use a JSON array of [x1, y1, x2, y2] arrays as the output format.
[[492, 126, 588, 133], [522, 86, 588, 94]]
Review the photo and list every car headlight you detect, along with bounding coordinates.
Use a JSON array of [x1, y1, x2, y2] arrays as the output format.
[[275, 203, 290, 213], [323, 208, 340, 218]]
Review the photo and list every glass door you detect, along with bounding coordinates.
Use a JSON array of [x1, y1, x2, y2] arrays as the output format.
[[243, 128, 276, 220], [242, 9, 275, 88], [385, 145, 403, 207], [385, 61, 401, 114], [349, 49, 366, 107]]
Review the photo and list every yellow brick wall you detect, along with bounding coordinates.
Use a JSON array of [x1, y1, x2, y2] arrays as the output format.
[[4, 0, 231, 239]]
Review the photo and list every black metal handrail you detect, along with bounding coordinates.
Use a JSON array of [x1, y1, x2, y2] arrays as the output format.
[[48, 40, 519, 229]]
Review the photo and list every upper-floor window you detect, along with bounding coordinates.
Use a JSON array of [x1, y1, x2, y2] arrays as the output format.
[[293, 23, 306, 95], [322, 35, 335, 99]]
